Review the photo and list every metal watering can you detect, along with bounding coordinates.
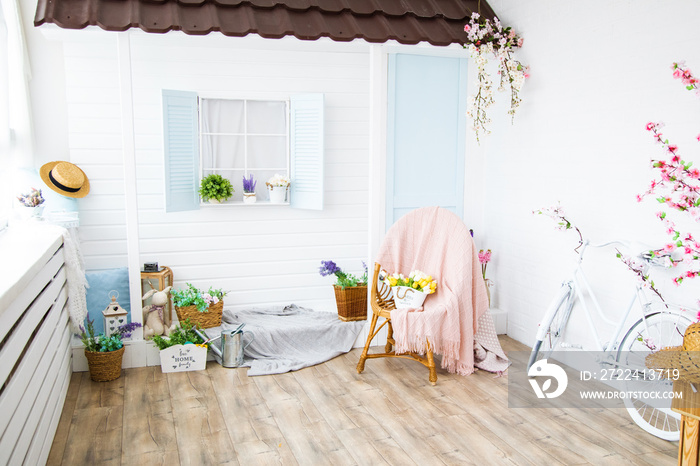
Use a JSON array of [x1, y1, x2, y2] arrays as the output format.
[[196, 324, 254, 368]]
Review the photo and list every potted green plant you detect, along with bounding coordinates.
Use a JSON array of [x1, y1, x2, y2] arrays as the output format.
[[79, 317, 142, 382], [319, 260, 368, 321], [171, 283, 226, 328], [151, 319, 208, 373], [199, 174, 234, 203]]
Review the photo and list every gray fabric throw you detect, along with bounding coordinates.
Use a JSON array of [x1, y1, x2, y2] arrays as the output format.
[[205, 304, 365, 376]]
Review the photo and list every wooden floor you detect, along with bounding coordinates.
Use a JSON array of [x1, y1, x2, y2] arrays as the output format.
[[48, 336, 678, 465]]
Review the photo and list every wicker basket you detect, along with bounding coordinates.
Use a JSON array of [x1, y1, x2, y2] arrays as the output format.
[[333, 285, 368, 322], [175, 300, 223, 329], [85, 346, 125, 382], [646, 322, 700, 383]]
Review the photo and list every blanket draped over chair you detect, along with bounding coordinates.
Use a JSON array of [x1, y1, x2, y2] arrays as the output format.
[[377, 206, 509, 375]]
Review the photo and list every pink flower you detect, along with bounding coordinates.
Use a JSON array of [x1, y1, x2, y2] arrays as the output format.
[[464, 24, 471, 32], [696, 134, 700, 142], [646, 122, 656, 131], [478, 249, 492, 264], [663, 243, 676, 253]]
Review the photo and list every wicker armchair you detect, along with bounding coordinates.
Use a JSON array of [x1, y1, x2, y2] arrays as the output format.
[[356, 262, 437, 384]]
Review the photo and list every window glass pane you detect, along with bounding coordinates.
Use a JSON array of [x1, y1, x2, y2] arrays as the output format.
[[247, 135, 286, 169], [201, 99, 244, 134], [202, 135, 245, 169], [248, 101, 286, 134]]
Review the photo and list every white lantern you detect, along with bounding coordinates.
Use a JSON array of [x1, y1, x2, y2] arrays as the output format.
[[102, 290, 128, 338]]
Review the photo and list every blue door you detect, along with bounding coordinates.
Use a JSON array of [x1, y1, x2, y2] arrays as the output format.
[[386, 53, 468, 227]]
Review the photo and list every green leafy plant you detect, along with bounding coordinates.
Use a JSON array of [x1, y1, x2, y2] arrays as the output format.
[[79, 317, 141, 352], [171, 283, 226, 312], [319, 260, 368, 289], [199, 174, 234, 202], [151, 319, 205, 350]]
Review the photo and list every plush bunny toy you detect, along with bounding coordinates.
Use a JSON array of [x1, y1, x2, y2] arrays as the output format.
[[142, 286, 174, 339]]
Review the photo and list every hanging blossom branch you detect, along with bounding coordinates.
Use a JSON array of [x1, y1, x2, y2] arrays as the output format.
[[632, 62, 700, 289], [534, 204, 667, 300], [638, 120, 700, 285], [532, 203, 583, 253], [464, 13, 528, 143], [672, 61, 700, 96], [615, 249, 667, 304], [469, 45, 495, 141]]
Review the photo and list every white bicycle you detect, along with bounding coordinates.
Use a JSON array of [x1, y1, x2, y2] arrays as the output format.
[[528, 239, 693, 441]]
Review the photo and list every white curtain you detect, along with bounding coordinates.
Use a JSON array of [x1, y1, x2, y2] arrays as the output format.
[[200, 98, 287, 173], [1, 0, 33, 167]]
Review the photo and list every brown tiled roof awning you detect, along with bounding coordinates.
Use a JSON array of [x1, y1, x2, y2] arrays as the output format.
[[34, 0, 496, 47]]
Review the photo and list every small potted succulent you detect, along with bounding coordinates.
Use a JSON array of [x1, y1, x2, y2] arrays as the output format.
[[199, 174, 234, 203], [171, 283, 227, 329], [266, 174, 290, 204], [79, 317, 142, 381], [242, 173, 257, 204]]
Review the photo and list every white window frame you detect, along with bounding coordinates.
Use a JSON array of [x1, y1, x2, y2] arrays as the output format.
[[198, 97, 290, 206], [162, 90, 324, 212]]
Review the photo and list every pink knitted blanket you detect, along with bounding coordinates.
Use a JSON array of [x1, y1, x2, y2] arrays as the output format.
[[377, 207, 509, 375]]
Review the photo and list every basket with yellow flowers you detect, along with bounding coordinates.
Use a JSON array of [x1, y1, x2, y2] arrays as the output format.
[[385, 270, 438, 308]]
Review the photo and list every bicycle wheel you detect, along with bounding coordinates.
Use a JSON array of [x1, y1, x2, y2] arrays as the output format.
[[528, 284, 575, 370], [616, 311, 691, 441]]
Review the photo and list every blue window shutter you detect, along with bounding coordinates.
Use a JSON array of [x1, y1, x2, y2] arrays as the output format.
[[163, 90, 200, 213], [290, 94, 324, 210]]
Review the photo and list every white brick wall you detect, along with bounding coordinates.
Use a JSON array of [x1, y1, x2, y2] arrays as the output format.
[[477, 0, 700, 348]]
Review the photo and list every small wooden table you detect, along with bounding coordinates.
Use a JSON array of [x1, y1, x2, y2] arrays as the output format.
[[140, 266, 173, 327]]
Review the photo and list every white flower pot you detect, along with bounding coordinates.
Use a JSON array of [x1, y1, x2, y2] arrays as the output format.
[[243, 193, 257, 204], [391, 286, 429, 308], [16, 205, 44, 220], [208, 198, 222, 204], [268, 186, 287, 204]]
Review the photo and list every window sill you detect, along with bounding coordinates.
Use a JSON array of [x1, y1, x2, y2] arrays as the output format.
[[200, 200, 290, 207]]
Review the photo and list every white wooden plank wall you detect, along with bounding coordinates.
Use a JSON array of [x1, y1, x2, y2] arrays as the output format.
[[63, 33, 371, 317], [0, 242, 72, 465]]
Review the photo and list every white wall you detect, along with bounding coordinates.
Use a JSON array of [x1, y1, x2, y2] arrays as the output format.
[[59, 31, 370, 314], [480, 0, 700, 348]]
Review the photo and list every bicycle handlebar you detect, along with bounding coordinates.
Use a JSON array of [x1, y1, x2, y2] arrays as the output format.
[[580, 239, 667, 265]]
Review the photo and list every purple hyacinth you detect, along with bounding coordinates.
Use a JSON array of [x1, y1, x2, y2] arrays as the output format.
[[118, 321, 142, 338], [319, 260, 341, 277]]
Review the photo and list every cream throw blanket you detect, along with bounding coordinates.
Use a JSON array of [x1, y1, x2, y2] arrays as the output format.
[[377, 207, 509, 375]]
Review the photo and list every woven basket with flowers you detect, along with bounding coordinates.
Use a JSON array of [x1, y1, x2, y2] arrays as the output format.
[[320, 260, 368, 321], [171, 283, 226, 329]]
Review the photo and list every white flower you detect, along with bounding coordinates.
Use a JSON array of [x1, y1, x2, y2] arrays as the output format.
[[266, 174, 290, 187]]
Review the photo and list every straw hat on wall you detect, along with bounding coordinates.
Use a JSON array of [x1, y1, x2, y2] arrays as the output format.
[[40, 161, 90, 198]]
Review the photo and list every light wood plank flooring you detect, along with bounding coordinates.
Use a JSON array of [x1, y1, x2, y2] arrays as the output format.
[[47, 336, 678, 465]]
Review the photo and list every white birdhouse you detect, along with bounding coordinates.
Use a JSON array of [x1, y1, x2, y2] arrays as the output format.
[[102, 290, 128, 338]]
